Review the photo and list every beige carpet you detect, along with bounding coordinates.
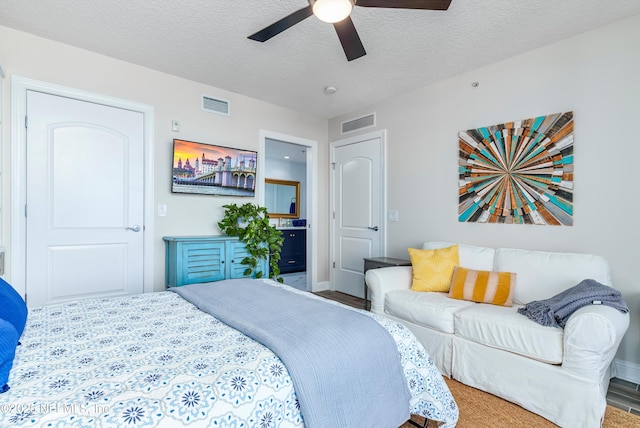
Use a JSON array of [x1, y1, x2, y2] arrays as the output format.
[[401, 378, 640, 427]]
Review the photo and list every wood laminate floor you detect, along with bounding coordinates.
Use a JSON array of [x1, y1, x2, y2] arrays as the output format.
[[314, 290, 640, 416]]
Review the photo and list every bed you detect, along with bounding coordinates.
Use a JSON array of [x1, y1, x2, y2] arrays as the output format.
[[0, 278, 458, 427]]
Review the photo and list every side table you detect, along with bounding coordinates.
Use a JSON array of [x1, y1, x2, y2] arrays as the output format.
[[363, 257, 411, 310]]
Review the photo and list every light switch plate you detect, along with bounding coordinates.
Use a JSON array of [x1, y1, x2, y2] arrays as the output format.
[[388, 210, 398, 222]]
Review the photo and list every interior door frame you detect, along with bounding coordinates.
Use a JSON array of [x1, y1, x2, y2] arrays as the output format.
[[329, 129, 387, 291], [259, 130, 318, 291], [10, 76, 155, 297]]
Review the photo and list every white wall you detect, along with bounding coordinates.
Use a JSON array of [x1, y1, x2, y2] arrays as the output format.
[[0, 25, 330, 291], [329, 15, 640, 374]]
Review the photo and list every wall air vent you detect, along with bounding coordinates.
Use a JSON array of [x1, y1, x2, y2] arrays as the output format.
[[201, 94, 230, 116], [341, 113, 376, 134]]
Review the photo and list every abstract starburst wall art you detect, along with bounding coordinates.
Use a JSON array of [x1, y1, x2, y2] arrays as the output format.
[[458, 112, 574, 226]]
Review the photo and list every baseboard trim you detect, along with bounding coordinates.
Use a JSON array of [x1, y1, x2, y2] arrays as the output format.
[[613, 358, 640, 384], [313, 280, 330, 292]]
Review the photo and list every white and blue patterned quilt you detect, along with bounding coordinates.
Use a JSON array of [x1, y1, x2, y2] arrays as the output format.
[[0, 280, 458, 427]]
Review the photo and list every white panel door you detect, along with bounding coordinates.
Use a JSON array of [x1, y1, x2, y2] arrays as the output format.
[[332, 135, 383, 297], [26, 90, 145, 306]]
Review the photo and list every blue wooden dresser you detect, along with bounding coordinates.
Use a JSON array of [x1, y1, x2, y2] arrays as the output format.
[[163, 235, 268, 287]]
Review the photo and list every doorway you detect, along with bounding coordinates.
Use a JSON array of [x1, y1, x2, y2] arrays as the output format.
[[11, 77, 155, 301], [330, 130, 386, 298], [260, 131, 317, 292]]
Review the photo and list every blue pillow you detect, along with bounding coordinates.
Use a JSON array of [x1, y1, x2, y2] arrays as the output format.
[[0, 318, 19, 393], [0, 278, 28, 336]]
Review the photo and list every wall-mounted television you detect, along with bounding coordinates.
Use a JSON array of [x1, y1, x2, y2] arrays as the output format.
[[172, 139, 257, 197]]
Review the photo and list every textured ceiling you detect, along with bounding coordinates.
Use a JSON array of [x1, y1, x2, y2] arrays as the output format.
[[2, 0, 640, 119]]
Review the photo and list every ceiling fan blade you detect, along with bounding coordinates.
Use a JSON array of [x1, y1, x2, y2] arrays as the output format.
[[248, 5, 314, 42], [333, 16, 366, 61], [355, 0, 452, 10]]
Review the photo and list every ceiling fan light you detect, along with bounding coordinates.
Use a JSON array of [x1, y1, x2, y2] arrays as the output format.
[[312, 0, 354, 23]]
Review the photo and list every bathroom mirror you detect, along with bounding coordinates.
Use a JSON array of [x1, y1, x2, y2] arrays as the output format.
[[265, 179, 300, 219]]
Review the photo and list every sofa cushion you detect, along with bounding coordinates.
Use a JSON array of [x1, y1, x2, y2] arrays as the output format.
[[454, 303, 564, 364], [449, 266, 516, 307], [385, 290, 474, 334], [422, 242, 495, 271], [494, 248, 612, 304], [408, 246, 459, 292]]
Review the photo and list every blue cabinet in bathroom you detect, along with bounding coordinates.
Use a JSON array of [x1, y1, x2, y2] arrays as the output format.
[[277, 229, 306, 274]]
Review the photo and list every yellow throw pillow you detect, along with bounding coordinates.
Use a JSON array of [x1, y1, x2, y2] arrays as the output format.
[[408, 245, 459, 292], [449, 266, 516, 306]]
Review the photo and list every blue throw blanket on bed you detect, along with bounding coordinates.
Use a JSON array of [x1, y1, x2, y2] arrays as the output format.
[[517, 278, 629, 328], [172, 279, 411, 428]]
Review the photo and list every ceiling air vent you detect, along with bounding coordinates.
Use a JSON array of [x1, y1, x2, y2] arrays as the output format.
[[201, 94, 230, 116], [341, 113, 375, 134]]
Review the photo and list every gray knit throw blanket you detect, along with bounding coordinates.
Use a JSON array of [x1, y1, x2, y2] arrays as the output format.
[[517, 279, 628, 328]]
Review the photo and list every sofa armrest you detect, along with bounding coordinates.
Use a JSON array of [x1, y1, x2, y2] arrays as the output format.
[[365, 266, 413, 315], [562, 304, 630, 381]]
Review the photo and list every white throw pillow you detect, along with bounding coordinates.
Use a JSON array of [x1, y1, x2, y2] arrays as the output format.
[[494, 248, 612, 304], [422, 242, 495, 271]]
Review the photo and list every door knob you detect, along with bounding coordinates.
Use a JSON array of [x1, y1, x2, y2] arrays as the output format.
[[367, 226, 379, 231], [126, 225, 142, 232]]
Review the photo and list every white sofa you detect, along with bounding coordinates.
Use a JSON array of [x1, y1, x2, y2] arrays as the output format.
[[365, 242, 630, 428]]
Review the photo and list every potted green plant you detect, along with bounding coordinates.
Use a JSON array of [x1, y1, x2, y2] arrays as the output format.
[[218, 202, 284, 281]]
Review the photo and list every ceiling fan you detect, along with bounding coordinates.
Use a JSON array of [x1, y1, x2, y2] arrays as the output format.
[[248, 0, 452, 61]]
